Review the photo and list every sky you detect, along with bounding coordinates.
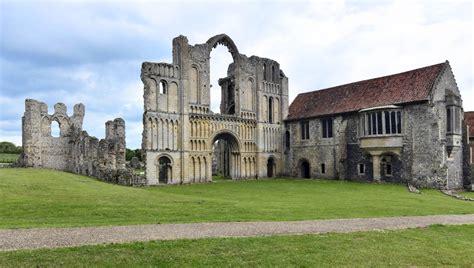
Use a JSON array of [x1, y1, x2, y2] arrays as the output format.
[[0, 0, 472, 149]]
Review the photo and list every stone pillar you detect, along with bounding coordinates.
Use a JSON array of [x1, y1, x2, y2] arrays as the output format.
[[372, 154, 381, 182]]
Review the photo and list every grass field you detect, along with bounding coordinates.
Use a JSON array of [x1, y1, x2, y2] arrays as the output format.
[[1, 225, 473, 267], [1, 168, 473, 229], [463, 191, 474, 198], [0, 153, 18, 163]]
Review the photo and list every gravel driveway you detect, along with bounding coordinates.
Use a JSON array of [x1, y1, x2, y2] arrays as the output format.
[[1, 214, 473, 251]]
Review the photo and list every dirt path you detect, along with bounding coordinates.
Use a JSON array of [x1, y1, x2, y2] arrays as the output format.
[[1, 214, 473, 251]]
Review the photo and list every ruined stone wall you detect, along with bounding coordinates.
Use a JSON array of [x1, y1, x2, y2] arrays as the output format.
[[21, 99, 145, 186], [141, 34, 289, 185]]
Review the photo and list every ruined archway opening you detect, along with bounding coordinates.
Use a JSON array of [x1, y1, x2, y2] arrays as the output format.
[[211, 132, 240, 179], [210, 45, 235, 115], [158, 156, 172, 184]]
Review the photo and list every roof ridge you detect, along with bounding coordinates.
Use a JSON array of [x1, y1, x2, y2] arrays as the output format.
[[296, 62, 446, 97]]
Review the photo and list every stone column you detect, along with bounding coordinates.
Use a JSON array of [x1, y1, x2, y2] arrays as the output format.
[[372, 154, 381, 182]]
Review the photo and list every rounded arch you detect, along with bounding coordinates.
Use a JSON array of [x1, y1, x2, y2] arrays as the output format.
[[158, 79, 168, 94], [299, 158, 311, 178], [206, 34, 240, 63], [154, 153, 175, 166], [267, 156, 276, 178], [156, 154, 173, 184], [207, 129, 242, 152]]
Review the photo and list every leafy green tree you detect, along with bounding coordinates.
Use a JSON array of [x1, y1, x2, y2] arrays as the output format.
[[0, 141, 22, 154]]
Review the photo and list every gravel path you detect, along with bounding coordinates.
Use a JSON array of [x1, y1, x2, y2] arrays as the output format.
[[1, 214, 473, 251]]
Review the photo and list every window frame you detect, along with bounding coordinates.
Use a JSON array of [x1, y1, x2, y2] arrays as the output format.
[[322, 118, 333, 138], [446, 105, 461, 134], [360, 108, 402, 137], [300, 121, 310, 140], [358, 163, 365, 175]]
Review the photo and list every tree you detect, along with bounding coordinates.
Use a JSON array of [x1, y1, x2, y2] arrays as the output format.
[[0, 141, 22, 154]]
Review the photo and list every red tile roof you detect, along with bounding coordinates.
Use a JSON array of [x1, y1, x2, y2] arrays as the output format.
[[465, 111, 474, 138], [287, 62, 447, 120]]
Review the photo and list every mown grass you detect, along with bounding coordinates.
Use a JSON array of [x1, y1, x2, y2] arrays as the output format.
[[463, 191, 474, 198], [0, 154, 18, 163], [1, 225, 473, 267], [0, 168, 473, 229]]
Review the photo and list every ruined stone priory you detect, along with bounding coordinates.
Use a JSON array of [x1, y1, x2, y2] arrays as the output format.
[[21, 34, 472, 190], [141, 34, 471, 189], [20, 99, 145, 185]]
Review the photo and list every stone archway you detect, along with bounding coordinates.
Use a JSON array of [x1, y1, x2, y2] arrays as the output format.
[[210, 131, 241, 179], [157, 156, 172, 184], [301, 160, 311, 178], [206, 34, 239, 115]]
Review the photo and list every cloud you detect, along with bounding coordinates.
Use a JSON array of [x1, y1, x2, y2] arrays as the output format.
[[0, 0, 472, 149]]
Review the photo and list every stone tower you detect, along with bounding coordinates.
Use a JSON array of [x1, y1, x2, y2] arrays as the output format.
[[141, 34, 289, 185]]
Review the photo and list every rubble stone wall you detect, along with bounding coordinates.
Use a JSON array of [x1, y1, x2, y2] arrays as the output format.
[[20, 99, 145, 186]]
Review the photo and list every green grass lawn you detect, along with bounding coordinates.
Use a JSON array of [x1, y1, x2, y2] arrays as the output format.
[[0, 153, 18, 163], [1, 225, 473, 267], [0, 168, 473, 229], [463, 191, 474, 198]]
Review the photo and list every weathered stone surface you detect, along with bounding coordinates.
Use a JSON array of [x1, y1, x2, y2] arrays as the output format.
[[20, 99, 145, 186], [284, 62, 466, 190], [141, 34, 288, 185]]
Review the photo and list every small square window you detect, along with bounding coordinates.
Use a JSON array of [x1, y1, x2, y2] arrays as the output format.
[[358, 164, 365, 175]]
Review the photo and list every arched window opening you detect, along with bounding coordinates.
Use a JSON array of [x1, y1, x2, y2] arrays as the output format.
[[159, 80, 167, 94], [268, 97, 274, 123], [51, 121, 60, 137], [210, 45, 234, 114], [271, 65, 276, 82], [263, 63, 267, 81]]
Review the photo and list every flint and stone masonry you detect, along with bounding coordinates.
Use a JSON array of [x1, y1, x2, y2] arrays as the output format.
[[141, 34, 288, 185], [21, 34, 471, 190], [20, 99, 145, 185]]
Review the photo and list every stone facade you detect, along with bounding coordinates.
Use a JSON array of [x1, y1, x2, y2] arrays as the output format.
[[284, 62, 468, 190], [20, 99, 145, 185], [21, 34, 471, 190], [464, 111, 474, 189], [141, 34, 288, 185]]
